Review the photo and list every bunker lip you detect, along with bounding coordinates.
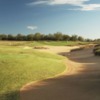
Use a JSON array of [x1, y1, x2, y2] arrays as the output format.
[[20, 46, 82, 92]]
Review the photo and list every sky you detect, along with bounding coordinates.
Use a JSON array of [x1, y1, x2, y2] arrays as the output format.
[[0, 0, 100, 39]]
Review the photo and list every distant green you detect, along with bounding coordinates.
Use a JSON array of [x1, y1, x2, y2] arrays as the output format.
[[0, 41, 89, 46]]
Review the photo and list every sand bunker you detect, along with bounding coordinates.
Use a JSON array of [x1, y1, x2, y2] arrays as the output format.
[[20, 46, 100, 100]]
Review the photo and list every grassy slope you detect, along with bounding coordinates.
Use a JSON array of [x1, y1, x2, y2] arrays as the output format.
[[0, 46, 66, 100], [93, 45, 100, 56]]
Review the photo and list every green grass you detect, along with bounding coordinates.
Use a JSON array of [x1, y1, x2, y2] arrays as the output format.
[[0, 41, 90, 46], [34, 41, 89, 46], [28, 41, 90, 46], [0, 45, 66, 100]]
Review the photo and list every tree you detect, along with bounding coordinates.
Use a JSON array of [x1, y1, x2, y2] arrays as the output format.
[[8, 34, 15, 40], [0, 34, 8, 40], [0, 33, 91, 41], [78, 36, 84, 41], [70, 35, 78, 41], [54, 32, 63, 41], [44, 34, 55, 40], [63, 34, 70, 41], [27, 34, 34, 41], [85, 38, 93, 42], [16, 33, 24, 41], [33, 33, 42, 41]]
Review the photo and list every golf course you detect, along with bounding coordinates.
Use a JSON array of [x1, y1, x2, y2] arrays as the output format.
[[0, 41, 100, 100], [20, 44, 100, 100], [1, 0, 100, 99], [0, 41, 85, 100]]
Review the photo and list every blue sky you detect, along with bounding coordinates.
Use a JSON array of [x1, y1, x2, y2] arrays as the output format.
[[0, 0, 100, 39]]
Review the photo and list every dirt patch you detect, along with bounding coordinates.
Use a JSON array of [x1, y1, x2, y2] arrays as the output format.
[[34, 46, 48, 49]]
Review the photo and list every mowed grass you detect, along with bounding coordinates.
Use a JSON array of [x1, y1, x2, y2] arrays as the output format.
[[33, 41, 89, 46], [0, 45, 66, 100]]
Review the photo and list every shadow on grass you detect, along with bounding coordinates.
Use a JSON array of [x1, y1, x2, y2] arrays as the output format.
[[20, 48, 100, 100], [0, 90, 19, 100]]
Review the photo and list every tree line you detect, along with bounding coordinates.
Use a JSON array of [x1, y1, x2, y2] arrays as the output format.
[[0, 32, 92, 42]]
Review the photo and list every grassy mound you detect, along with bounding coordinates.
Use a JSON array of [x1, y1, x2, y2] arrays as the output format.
[[0, 46, 66, 100], [93, 44, 100, 56]]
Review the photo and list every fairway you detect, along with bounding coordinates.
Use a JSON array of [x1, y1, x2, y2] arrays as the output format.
[[0, 44, 66, 100], [0, 41, 89, 47], [32, 41, 88, 46]]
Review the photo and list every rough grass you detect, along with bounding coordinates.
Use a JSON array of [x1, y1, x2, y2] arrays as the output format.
[[0, 41, 89, 46], [0, 45, 66, 100], [94, 48, 100, 56]]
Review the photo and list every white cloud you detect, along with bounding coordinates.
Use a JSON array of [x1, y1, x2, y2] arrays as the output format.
[[28, 1, 48, 5], [28, 0, 100, 11], [29, 0, 89, 5], [48, 0, 89, 5], [27, 26, 38, 30], [80, 4, 100, 11], [70, 4, 100, 11]]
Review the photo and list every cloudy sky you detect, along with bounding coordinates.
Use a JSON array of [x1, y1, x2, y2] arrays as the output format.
[[0, 0, 100, 39]]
